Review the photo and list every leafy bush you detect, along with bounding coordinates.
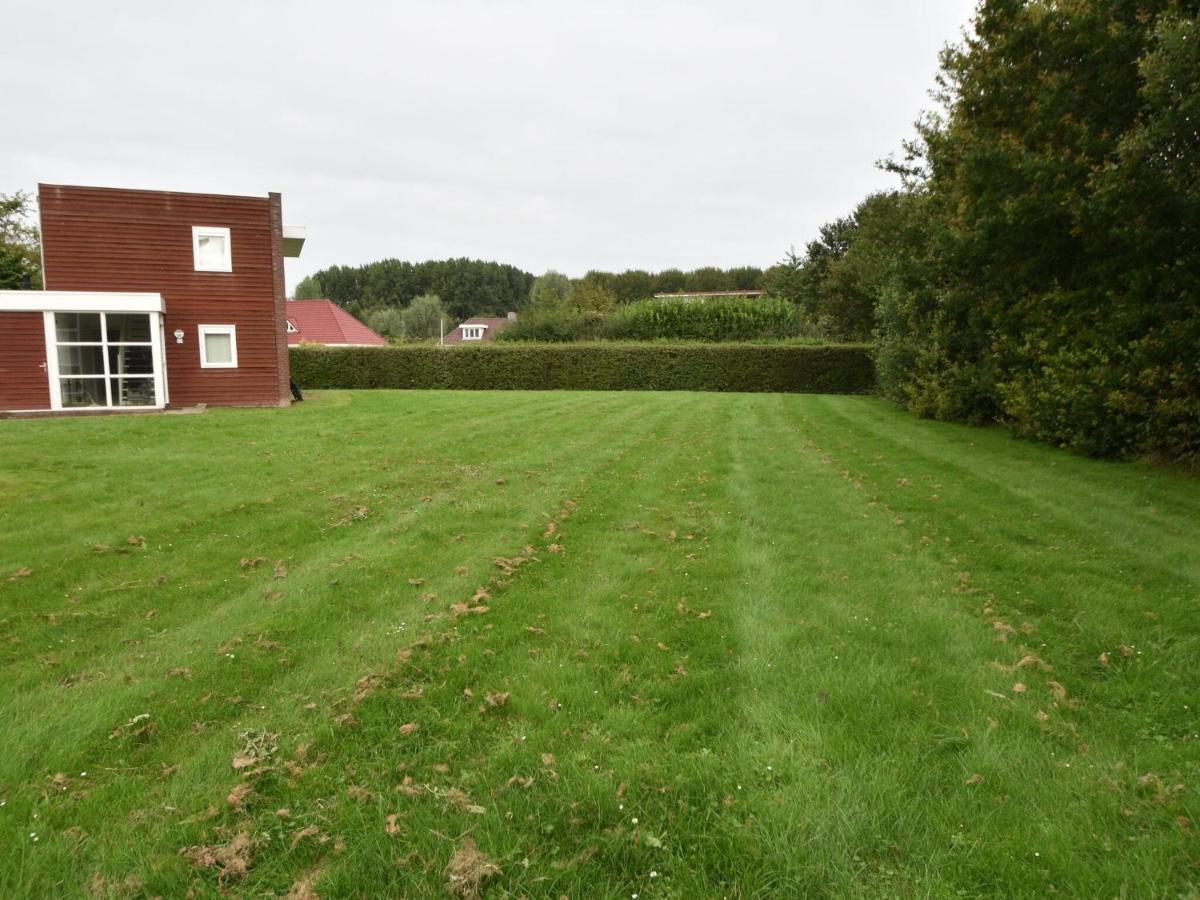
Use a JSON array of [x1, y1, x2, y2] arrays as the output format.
[[995, 319, 1200, 461], [496, 308, 605, 342], [364, 295, 450, 341], [499, 296, 806, 344], [526, 271, 573, 310], [1, 191, 43, 290], [400, 294, 447, 339], [291, 343, 874, 394], [504, 270, 620, 341], [365, 307, 404, 339], [602, 296, 803, 342]]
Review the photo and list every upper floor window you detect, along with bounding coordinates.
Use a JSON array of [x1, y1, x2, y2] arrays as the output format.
[[192, 226, 232, 272], [286, 320, 299, 334], [461, 325, 485, 340]]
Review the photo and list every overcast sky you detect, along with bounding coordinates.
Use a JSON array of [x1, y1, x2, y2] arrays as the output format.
[[3, 0, 977, 293]]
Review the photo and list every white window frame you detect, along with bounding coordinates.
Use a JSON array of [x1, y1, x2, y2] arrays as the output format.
[[41, 309, 166, 412], [286, 319, 298, 334], [460, 324, 487, 340], [192, 225, 233, 273], [198, 324, 238, 369]]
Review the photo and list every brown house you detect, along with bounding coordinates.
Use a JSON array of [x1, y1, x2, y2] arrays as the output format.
[[442, 313, 517, 345], [0, 183, 305, 414]]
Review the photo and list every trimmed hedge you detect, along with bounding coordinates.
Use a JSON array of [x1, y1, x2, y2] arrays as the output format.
[[291, 343, 874, 394]]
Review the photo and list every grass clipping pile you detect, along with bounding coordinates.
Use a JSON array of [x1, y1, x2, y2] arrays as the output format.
[[445, 837, 501, 898], [180, 831, 254, 884]]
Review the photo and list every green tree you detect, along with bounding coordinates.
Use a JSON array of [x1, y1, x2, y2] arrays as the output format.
[[318, 265, 362, 305], [793, 217, 856, 333], [527, 271, 573, 312], [0, 191, 42, 289], [762, 249, 803, 303], [878, 0, 1200, 459], [611, 269, 655, 303], [569, 278, 618, 313], [293, 275, 323, 299], [726, 266, 765, 290], [652, 269, 687, 295], [401, 294, 447, 340], [769, 208, 880, 342], [1076, 11, 1200, 458], [365, 307, 405, 339], [577, 270, 616, 296], [683, 267, 732, 292]]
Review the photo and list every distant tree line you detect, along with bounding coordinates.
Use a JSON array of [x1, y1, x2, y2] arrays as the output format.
[[294, 260, 768, 320], [573, 266, 766, 304], [293, 259, 534, 322]]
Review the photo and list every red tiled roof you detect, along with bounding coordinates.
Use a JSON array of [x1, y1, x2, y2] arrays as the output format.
[[442, 316, 515, 344], [286, 299, 388, 346]]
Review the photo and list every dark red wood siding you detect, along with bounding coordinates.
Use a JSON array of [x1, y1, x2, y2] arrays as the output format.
[[0, 312, 51, 411], [38, 184, 291, 407]]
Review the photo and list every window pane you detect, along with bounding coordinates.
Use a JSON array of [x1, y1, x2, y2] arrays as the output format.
[[57, 345, 105, 375], [106, 314, 151, 343], [55, 313, 102, 343], [204, 332, 233, 364], [197, 234, 227, 268], [108, 345, 154, 375], [111, 378, 156, 407], [60, 378, 107, 408]]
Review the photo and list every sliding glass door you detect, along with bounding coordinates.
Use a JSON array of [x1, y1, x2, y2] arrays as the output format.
[[48, 311, 165, 409]]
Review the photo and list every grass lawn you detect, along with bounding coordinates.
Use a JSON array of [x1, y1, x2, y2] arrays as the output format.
[[1, 390, 1197, 898]]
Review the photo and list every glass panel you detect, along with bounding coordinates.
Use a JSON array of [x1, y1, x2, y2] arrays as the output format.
[[60, 378, 107, 408], [106, 313, 152, 343], [197, 234, 227, 268], [107, 345, 154, 375], [111, 378, 156, 407], [204, 332, 233, 364], [57, 345, 106, 376], [55, 313, 102, 343]]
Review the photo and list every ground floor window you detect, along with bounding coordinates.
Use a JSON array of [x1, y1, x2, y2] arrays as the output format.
[[199, 324, 238, 368], [50, 311, 163, 408]]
